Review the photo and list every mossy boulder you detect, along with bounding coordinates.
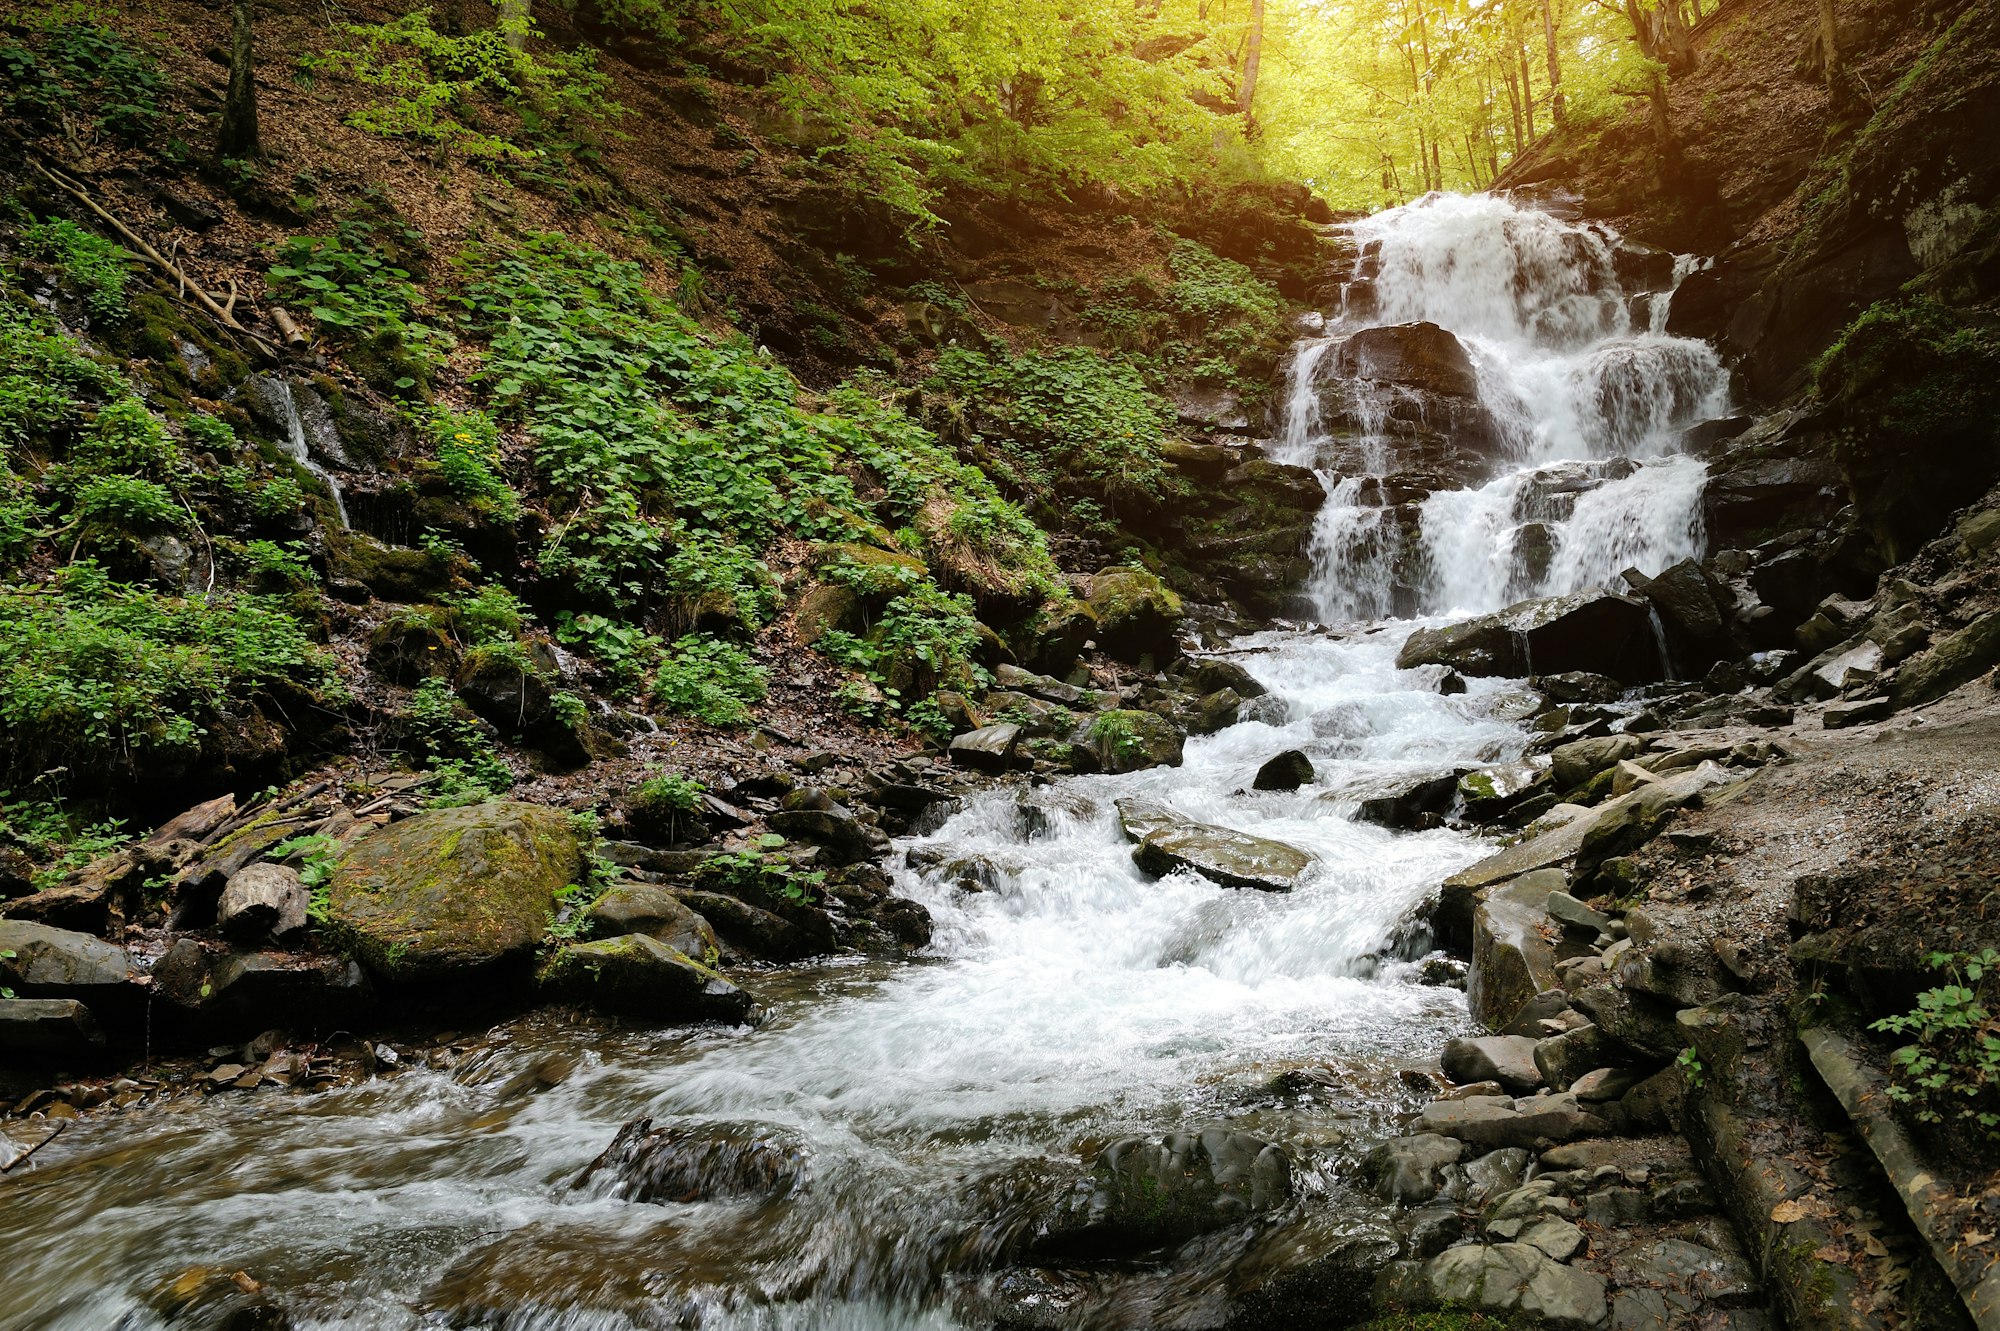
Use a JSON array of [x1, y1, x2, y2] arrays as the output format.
[[328, 530, 449, 603], [1085, 567, 1184, 663], [1086, 710, 1186, 774], [537, 933, 757, 1025], [815, 542, 928, 599], [326, 801, 586, 983], [793, 583, 862, 646]]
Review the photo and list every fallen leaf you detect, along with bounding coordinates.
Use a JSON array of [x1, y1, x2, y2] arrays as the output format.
[[1815, 1244, 1850, 1263], [1966, 1230, 1994, 1246], [1772, 1199, 1811, 1223]]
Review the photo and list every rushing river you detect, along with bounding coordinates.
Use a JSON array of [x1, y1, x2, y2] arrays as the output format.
[[0, 193, 1730, 1330]]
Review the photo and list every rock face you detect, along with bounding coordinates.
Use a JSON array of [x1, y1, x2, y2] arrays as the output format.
[[1334, 321, 1481, 400], [327, 801, 587, 983], [1084, 567, 1185, 662], [1442, 1035, 1544, 1093], [0, 997, 106, 1053], [1364, 1133, 1466, 1204], [1468, 871, 1564, 1031], [537, 934, 756, 1025], [1041, 1128, 1294, 1255], [948, 724, 1025, 773], [1409, 1239, 1610, 1329], [1133, 820, 1313, 892], [0, 921, 131, 997]]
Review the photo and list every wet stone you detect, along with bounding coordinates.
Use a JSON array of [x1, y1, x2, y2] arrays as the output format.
[[578, 1116, 808, 1203]]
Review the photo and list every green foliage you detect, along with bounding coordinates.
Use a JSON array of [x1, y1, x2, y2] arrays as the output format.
[[0, 794, 128, 891], [650, 634, 767, 726], [0, 304, 120, 449], [0, 7, 162, 144], [700, 844, 825, 906], [268, 222, 448, 391], [457, 233, 1059, 636], [403, 675, 514, 806], [21, 219, 130, 326], [1872, 949, 2000, 1141], [1675, 1045, 1705, 1090], [271, 832, 341, 924], [451, 583, 526, 645], [1815, 296, 2000, 441], [554, 612, 663, 688], [0, 563, 337, 786], [304, 7, 618, 163], [632, 769, 705, 841], [1089, 710, 1143, 763], [418, 404, 519, 519], [929, 345, 1173, 500], [546, 809, 618, 940], [234, 539, 318, 591]]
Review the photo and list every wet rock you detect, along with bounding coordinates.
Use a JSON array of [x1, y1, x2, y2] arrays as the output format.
[[538, 934, 756, 1025], [1188, 657, 1269, 699], [1443, 1036, 1544, 1093], [1890, 611, 2000, 709], [1534, 1025, 1607, 1092], [1573, 985, 1686, 1062], [1619, 1237, 1759, 1308], [1334, 321, 1479, 398], [1545, 891, 1610, 937], [1569, 1067, 1641, 1102], [1550, 735, 1646, 791], [217, 863, 309, 942], [1084, 709, 1186, 774], [1624, 560, 1731, 664], [1364, 1133, 1465, 1204], [1252, 749, 1315, 791], [1040, 1127, 1294, 1255], [0, 997, 106, 1054], [585, 884, 719, 960], [1468, 871, 1565, 1031], [1359, 771, 1464, 831], [148, 1266, 293, 1330], [0, 921, 132, 997], [366, 613, 458, 685], [1085, 567, 1184, 663], [769, 795, 889, 866], [1535, 672, 1625, 705], [669, 889, 826, 962], [1113, 797, 1181, 843], [1018, 786, 1099, 839], [1192, 687, 1245, 734], [578, 1116, 808, 1202], [1134, 821, 1313, 893], [203, 951, 375, 1033], [948, 723, 1025, 773], [1413, 1092, 1605, 1150], [1457, 763, 1552, 823], [867, 896, 933, 946], [1406, 1241, 1609, 1328], [326, 801, 587, 983], [993, 663, 1101, 707], [1463, 1146, 1532, 1205], [1398, 590, 1661, 684]]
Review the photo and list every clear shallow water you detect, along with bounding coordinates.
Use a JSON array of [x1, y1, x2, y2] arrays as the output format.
[[1, 625, 1519, 1331]]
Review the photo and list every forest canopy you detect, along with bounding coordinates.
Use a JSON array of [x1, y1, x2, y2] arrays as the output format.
[[558, 0, 1708, 215]]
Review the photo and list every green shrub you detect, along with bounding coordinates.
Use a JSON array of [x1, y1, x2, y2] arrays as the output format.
[[68, 474, 183, 534], [554, 612, 662, 689], [0, 13, 162, 144], [0, 795, 129, 892], [0, 563, 337, 785], [451, 583, 526, 645], [304, 8, 618, 163], [928, 344, 1173, 501], [1872, 949, 2000, 1144], [0, 306, 120, 448], [402, 675, 513, 807], [650, 634, 767, 726], [21, 219, 130, 326], [419, 404, 519, 519], [267, 222, 448, 391]]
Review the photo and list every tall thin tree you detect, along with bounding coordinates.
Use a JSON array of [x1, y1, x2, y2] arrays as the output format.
[[216, 0, 260, 159]]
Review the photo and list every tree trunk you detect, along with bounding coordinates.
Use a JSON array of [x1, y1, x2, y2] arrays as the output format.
[[500, 0, 530, 50], [1239, 0, 1264, 124], [440, 0, 466, 36], [1518, 37, 1538, 143], [1819, 0, 1855, 111], [1539, 0, 1565, 123], [216, 0, 259, 159]]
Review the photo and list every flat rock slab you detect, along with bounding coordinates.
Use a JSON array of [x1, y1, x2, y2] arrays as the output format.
[[1443, 1035, 1544, 1093], [0, 997, 105, 1053], [1414, 1092, 1606, 1149], [1134, 822, 1313, 892]]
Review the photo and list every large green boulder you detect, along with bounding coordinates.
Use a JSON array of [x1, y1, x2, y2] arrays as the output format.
[[1085, 567, 1184, 663], [327, 801, 586, 982], [1086, 710, 1186, 774], [538, 934, 757, 1025]]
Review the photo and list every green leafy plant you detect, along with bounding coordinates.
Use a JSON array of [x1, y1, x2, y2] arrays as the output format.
[[419, 404, 519, 520], [304, 8, 618, 163], [271, 832, 341, 924], [632, 769, 705, 842], [546, 809, 618, 940], [0, 11, 162, 144], [701, 845, 825, 906], [650, 634, 767, 727], [267, 222, 448, 391], [1872, 949, 2000, 1141], [0, 794, 129, 891], [21, 219, 130, 325], [1675, 1045, 1705, 1090], [402, 675, 513, 806]]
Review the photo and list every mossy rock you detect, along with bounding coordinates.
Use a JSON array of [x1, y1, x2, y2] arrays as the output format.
[[328, 530, 450, 603], [327, 801, 586, 983], [815, 542, 929, 597], [1085, 566, 1184, 663], [1087, 709, 1186, 774], [793, 582, 861, 646], [537, 933, 757, 1025], [366, 608, 458, 685]]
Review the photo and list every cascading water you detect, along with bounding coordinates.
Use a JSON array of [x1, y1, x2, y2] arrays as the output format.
[[1, 193, 1738, 1331], [1271, 192, 1728, 620], [273, 379, 351, 529]]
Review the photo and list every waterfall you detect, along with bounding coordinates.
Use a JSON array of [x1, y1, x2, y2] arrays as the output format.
[[273, 379, 350, 528], [1284, 193, 1729, 618]]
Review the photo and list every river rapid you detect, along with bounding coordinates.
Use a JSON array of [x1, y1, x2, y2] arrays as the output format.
[[0, 193, 1730, 1330]]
